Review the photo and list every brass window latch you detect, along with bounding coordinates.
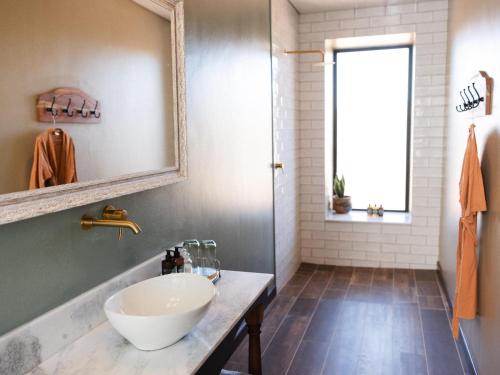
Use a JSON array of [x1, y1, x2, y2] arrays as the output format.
[[273, 162, 284, 170], [81, 205, 142, 240]]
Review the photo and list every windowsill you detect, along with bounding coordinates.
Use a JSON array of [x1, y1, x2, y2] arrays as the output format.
[[326, 210, 412, 225]]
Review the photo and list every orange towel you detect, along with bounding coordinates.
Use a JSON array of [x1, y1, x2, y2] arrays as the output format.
[[452, 124, 487, 339], [29, 128, 78, 189]]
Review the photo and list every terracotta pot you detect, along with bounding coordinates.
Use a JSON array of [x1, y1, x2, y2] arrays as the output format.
[[333, 196, 352, 214]]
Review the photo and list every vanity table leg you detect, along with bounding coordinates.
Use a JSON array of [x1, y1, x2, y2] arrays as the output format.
[[245, 303, 264, 375]]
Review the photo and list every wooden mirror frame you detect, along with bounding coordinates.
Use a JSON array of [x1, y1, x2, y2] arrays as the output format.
[[0, 0, 186, 225]]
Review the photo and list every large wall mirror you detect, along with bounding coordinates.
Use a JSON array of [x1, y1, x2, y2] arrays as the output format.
[[0, 0, 186, 225]]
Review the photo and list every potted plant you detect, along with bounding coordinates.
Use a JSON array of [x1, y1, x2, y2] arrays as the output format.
[[333, 175, 352, 214]]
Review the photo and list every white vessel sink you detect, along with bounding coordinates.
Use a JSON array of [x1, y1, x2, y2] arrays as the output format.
[[104, 273, 216, 351]]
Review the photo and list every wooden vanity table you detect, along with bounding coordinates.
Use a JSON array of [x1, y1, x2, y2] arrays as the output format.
[[198, 286, 273, 375]]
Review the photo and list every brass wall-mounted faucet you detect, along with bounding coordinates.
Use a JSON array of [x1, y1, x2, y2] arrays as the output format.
[[81, 206, 142, 240]]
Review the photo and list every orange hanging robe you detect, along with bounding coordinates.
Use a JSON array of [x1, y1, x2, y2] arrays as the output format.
[[29, 128, 78, 189], [452, 124, 487, 339]]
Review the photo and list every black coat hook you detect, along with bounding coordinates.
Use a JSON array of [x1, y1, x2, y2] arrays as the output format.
[[63, 98, 74, 117], [78, 100, 89, 118], [456, 82, 487, 113], [46, 96, 58, 116], [472, 82, 484, 108], [459, 91, 469, 110], [467, 86, 479, 108], [463, 88, 473, 109], [90, 101, 101, 118]]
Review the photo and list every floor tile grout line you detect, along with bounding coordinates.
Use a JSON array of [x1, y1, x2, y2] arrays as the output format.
[[352, 268, 391, 374], [433, 271, 467, 375], [284, 268, 335, 375], [319, 269, 359, 375], [261, 267, 315, 357], [283, 268, 334, 374], [320, 271, 350, 375], [391, 267, 397, 374], [415, 269, 432, 375], [353, 290, 369, 373]]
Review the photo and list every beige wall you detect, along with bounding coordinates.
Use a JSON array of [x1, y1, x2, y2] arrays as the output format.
[[440, 0, 500, 373], [0, 0, 174, 195]]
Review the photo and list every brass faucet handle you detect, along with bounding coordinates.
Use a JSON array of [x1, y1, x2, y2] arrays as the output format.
[[102, 205, 128, 220]]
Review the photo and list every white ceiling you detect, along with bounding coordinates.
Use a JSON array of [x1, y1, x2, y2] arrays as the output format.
[[289, 0, 403, 13]]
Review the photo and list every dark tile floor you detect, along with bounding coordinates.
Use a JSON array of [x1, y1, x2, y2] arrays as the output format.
[[224, 264, 471, 375]]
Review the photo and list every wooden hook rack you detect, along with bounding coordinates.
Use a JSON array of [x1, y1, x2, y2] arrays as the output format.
[[36, 88, 101, 124], [455, 71, 493, 116]]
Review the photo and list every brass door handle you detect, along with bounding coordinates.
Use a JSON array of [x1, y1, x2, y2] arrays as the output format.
[[273, 162, 284, 170]]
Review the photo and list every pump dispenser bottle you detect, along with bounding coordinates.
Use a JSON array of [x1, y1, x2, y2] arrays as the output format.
[[161, 250, 176, 275]]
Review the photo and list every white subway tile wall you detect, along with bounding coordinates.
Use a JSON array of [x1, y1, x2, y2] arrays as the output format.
[[272, 0, 301, 290], [298, 0, 449, 269]]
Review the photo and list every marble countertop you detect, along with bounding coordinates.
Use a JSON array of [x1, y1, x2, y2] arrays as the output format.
[[27, 271, 273, 375]]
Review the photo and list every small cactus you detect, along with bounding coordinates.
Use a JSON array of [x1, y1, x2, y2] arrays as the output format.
[[333, 175, 345, 198]]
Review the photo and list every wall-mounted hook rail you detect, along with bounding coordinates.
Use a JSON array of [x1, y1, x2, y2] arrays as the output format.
[[37, 88, 101, 124], [455, 71, 493, 115]]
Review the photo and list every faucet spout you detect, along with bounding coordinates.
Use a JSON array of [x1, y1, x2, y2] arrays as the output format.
[[122, 220, 142, 234], [81, 218, 142, 234]]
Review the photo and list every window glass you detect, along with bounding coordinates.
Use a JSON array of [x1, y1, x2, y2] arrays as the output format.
[[334, 47, 412, 211]]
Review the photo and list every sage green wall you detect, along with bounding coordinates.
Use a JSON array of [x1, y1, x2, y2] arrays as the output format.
[[440, 0, 500, 373], [0, 0, 274, 336]]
